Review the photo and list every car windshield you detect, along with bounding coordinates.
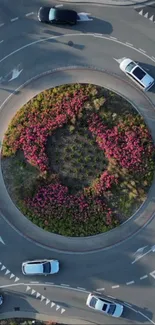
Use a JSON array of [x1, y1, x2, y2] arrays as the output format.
[[133, 67, 146, 80], [125, 61, 136, 72], [108, 304, 116, 315], [90, 297, 98, 307], [49, 8, 56, 21], [43, 262, 51, 273]]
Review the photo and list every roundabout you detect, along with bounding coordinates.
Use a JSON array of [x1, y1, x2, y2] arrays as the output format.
[[1, 1, 155, 324]]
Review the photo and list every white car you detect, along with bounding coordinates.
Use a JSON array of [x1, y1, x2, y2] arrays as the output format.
[[86, 293, 123, 318], [120, 58, 154, 91], [22, 259, 59, 275]]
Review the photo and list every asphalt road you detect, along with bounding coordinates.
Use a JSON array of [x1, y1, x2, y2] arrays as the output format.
[[1, 1, 155, 324]]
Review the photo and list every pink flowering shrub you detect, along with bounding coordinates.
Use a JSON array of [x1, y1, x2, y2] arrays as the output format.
[[88, 113, 154, 171], [25, 181, 114, 227], [3, 89, 88, 171]]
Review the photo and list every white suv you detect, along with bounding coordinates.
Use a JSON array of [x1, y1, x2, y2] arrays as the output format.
[[22, 259, 59, 275], [120, 58, 154, 91]]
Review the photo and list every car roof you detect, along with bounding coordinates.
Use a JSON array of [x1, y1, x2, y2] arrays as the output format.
[[24, 263, 44, 274], [96, 299, 109, 312], [50, 8, 77, 20]]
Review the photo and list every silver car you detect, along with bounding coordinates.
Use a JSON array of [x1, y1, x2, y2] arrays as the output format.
[[120, 58, 154, 91], [86, 293, 123, 318], [22, 259, 59, 275]]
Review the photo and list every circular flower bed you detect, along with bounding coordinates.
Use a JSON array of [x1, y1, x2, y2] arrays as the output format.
[[1, 84, 155, 236]]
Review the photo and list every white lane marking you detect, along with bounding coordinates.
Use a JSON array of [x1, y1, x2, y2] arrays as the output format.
[[94, 291, 101, 295], [45, 282, 54, 285], [31, 289, 36, 295], [9, 68, 23, 81], [5, 269, 10, 275], [110, 36, 117, 40], [14, 277, 20, 282], [55, 4, 63, 8], [61, 308, 65, 314], [126, 281, 135, 285], [138, 311, 155, 325], [124, 302, 132, 307], [11, 17, 19, 22], [25, 12, 34, 17], [140, 275, 148, 280], [108, 295, 115, 299], [96, 288, 105, 291], [150, 270, 155, 279], [124, 303, 138, 313], [0, 33, 155, 69], [41, 295, 46, 301], [0, 282, 90, 294], [139, 48, 146, 53], [77, 13, 93, 22], [51, 302, 55, 308], [46, 299, 50, 305], [132, 245, 155, 264], [111, 285, 120, 289], [0, 23, 4, 27], [152, 56, 155, 60], [0, 236, 5, 245], [1, 265, 6, 271], [0, 40, 4, 44], [126, 42, 133, 46], [26, 286, 31, 292], [36, 292, 41, 298], [77, 287, 86, 290], [30, 281, 39, 284], [10, 273, 15, 279], [61, 283, 70, 287], [56, 305, 60, 311]]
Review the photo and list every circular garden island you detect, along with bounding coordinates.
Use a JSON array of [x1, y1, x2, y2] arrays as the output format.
[[1, 84, 155, 236]]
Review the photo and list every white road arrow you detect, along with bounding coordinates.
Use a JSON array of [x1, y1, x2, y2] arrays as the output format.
[[0, 236, 5, 245], [9, 68, 23, 82], [77, 12, 93, 21], [132, 245, 155, 264]]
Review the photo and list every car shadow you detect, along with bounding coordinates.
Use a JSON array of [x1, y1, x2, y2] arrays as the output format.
[[107, 296, 154, 323]]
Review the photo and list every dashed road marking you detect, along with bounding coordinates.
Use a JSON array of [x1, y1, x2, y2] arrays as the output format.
[[94, 291, 101, 295], [111, 285, 120, 289], [11, 17, 19, 22], [96, 288, 105, 291], [25, 12, 34, 17], [36, 292, 41, 298], [110, 36, 117, 40], [1, 265, 6, 271], [51, 302, 55, 308], [126, 42, 133, 47], [61, 308, 65, 314], [10, 273, 15, 279], [0, 23, 4, 27], [5, 270, 10, 275], [14, 277, 20, 282], [140, 275, 148, 280], [31, 289, 36, 295], [30, 281, 39, 284], [126, 281, 135, 285], [139, 48, 146, 53], [56, 305, 60, 311], [61, 283, 70, 287], [0, 40, 3, 44]]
